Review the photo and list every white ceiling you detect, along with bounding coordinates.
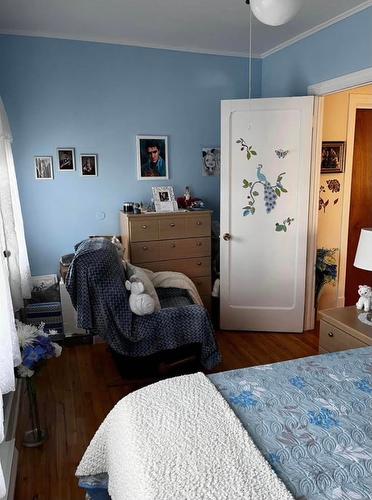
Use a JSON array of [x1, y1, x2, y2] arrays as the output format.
[[0, 0, 371, 57]]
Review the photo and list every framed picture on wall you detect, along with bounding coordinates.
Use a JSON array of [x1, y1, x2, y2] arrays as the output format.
[[34, 156, 54, 180], [321, 141, 345, 173], [81, 154, 98, 176], [152, 186, 177, 212], [202, 147, 220, 176], [137, 135, 168, 180], [57, 148, 75, 171]]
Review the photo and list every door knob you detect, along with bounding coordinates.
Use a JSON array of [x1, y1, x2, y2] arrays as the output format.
[[223, 233, 231, 241]]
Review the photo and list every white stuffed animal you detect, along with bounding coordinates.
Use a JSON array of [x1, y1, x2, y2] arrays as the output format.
[[356, 285, 372, 312], [125, 279, 155, 316]]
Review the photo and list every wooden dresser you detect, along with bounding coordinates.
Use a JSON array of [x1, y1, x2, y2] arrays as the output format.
[[319, 306, 372, 353], [120, 210, 213, 310]]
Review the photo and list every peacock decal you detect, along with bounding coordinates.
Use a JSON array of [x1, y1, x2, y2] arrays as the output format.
[[238, 139, 293, 231], [242, 164, 287, 216]]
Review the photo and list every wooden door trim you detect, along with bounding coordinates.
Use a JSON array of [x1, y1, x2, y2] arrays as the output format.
[[338, 94, 372, 307], [308, 67, 372, 96], [304, 96, 323, 330]]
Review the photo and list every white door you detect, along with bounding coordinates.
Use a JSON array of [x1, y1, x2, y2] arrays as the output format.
[[220, 97, 314, 332]]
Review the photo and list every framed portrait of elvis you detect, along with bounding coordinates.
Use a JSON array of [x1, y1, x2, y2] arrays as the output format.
[[136, 135, 169, 180]]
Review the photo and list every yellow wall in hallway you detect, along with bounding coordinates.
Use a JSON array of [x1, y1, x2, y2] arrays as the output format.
[[317, 84, 372, 310]]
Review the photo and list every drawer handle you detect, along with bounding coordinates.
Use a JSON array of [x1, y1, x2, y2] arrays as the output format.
[[142, 225, 148, 229], [170, 243, 176, 248], [196, 242, 202, 247], [142, 246, 148, 251], [328, 332, 334, 338], [169, 223, 176, 227], [196, 221, 202, 226], [196, 262, 202, 266]]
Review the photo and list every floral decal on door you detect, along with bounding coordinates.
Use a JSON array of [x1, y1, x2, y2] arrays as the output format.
[[242, 165, 287, 216], [275, 218, 295, 232], [236, 138, 257, 160]]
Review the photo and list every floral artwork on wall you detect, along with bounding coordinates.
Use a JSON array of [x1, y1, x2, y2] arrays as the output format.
[[326, 178, 340, 195], [319, 179, 340, 213]]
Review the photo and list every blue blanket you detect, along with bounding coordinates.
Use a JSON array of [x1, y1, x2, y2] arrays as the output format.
[[211, 347, 372, 499], [66, 238, 220, 369], [80, 347, 372, 499]]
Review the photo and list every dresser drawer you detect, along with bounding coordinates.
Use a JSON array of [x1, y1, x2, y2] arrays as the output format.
[[131, 237, 211, 263], [185, 215, 211, 237], [158, 217, 187, 239], [130, 220, 159, 242], [319, 320, 368, 353], [141, 257, 211, 278], [192, 276, 211, 296]]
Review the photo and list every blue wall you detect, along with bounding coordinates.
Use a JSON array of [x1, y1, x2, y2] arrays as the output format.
[[0, 35, 261, 275], [262, 6, 372, 97]]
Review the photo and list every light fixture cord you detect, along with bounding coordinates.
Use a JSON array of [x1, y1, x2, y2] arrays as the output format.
[[249, 3, 252, 100]]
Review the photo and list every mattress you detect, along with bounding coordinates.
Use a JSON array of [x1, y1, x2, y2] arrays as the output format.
[[80, 347, 372, 499]]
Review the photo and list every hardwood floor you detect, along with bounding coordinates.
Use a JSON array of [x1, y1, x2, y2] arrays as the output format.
[[15, 328, 319, 499]]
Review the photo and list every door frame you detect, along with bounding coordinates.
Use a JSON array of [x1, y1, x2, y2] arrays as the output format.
[[338, 95, 372, 307], [304, 67, 372, 330]]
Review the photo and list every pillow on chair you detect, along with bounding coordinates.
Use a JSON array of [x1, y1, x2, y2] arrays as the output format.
[[126, 263, 161, 312]]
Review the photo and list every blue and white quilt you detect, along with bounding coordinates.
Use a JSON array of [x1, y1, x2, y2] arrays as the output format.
[[210, 347, 372, 500], [80, 347, 372, 499]]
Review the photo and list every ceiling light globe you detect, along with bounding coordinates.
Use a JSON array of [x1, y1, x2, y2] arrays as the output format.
[[250, 0, 303, 26]]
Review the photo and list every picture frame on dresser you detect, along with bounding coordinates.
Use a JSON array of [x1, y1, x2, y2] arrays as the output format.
[[152, 186, 178, 213]]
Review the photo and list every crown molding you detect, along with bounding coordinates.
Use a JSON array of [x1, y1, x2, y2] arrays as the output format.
[[308, 67, 372, 96], [1, 1, 371, 60], [261, 0, 372, 59], [0, 29, 262, 59]]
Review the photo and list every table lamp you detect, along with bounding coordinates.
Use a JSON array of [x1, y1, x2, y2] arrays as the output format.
[[354, 228, 372, 324]]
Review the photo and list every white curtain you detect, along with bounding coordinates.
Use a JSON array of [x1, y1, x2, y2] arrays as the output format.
[[0, 97, 31, 311], [0, 232, 21, 500], [0, 97, 30, 497]]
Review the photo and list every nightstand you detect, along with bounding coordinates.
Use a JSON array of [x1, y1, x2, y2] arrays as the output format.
[[318, 306, 372, 353]]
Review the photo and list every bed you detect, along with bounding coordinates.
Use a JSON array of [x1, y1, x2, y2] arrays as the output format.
[[77, 347, 372, 499]]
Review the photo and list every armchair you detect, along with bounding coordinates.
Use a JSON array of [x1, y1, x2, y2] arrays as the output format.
[[66, 238, 221, 373]]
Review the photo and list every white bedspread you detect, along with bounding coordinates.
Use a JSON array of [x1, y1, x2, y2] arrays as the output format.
[[76, 372, 294, 500]]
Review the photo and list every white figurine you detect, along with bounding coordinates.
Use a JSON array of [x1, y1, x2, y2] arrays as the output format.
[[356, 285, 372, 312], [125, 279, 155, 316]]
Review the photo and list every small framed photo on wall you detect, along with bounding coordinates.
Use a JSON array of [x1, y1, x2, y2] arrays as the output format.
[[202, 147, 220, 176], [137, 135, 168, 180], [34, 156, 54, 180], [321, 142, 345, 173], [152, 186, 177, 212], [57, 148, 75, 171], [81, 154, 98, 176]]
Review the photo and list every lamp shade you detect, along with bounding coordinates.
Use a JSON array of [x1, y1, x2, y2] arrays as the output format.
[[250, 0, 303, 26], [354, 228, 372, 271]]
